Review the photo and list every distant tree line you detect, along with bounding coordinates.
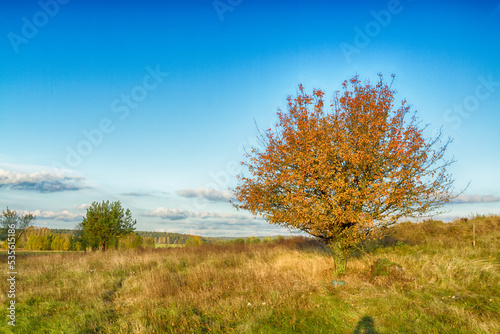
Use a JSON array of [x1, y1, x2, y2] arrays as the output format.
[[0, 226, 154, 251], [46, 229, 193, 245], [0, 205, 288, 251], [185, 235, 285, 246], [136, 231, 216, 245], [25, 227, 81, 251]]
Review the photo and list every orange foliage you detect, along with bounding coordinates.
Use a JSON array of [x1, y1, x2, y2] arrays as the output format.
[[232, 74, 455, 253]]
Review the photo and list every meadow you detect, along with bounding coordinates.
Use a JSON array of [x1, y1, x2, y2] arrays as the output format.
[[0, 215, 498, 333]]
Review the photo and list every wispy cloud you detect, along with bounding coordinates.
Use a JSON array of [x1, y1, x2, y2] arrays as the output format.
[[145, 208, 189, 220], [74, 203, 91, 210], [453, 194, 500, 204], [145, 207, 249, 221], [149, 217, 289, 238], [121, 191, 169, 197], [121, 192, 151, 197], [0, 169, 84, 193], [19, 209, 82, 222], [176, 187, 235, 202]]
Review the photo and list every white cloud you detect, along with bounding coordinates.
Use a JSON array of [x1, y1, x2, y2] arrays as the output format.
[[19, 209, 82, 222], [0, 169, 84, 193], [453, 194, 500, 204], [74, 203, 91, 210], [145, 208, 189, 220], [176, 187, 236, 202], [145, 207, 250, 221]]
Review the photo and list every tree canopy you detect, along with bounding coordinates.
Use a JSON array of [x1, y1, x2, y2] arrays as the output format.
[[232, 74, 455, 274], [78, 200, 136, 251]]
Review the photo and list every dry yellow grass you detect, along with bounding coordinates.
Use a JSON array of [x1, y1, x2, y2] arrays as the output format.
[[0, 216, 498, 333]]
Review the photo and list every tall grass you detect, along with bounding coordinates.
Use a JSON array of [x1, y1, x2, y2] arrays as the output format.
[[0, 215, 498, 333]]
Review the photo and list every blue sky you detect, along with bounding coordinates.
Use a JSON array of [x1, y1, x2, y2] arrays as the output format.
[[1, 0, 499, 237]]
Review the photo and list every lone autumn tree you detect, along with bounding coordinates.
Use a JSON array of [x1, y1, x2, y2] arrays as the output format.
[[78, 200, 136, 251], [232, 74, 455, 275]]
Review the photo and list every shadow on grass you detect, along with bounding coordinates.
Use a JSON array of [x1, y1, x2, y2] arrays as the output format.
[[353, 315, 379, 334]]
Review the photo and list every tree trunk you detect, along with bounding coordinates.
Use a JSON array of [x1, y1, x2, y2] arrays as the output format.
[[330, 241, 348, 276]]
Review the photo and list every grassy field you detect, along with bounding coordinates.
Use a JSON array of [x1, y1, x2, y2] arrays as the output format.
[[154, 244, 185, 249], [0, 215, 498, 333]]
